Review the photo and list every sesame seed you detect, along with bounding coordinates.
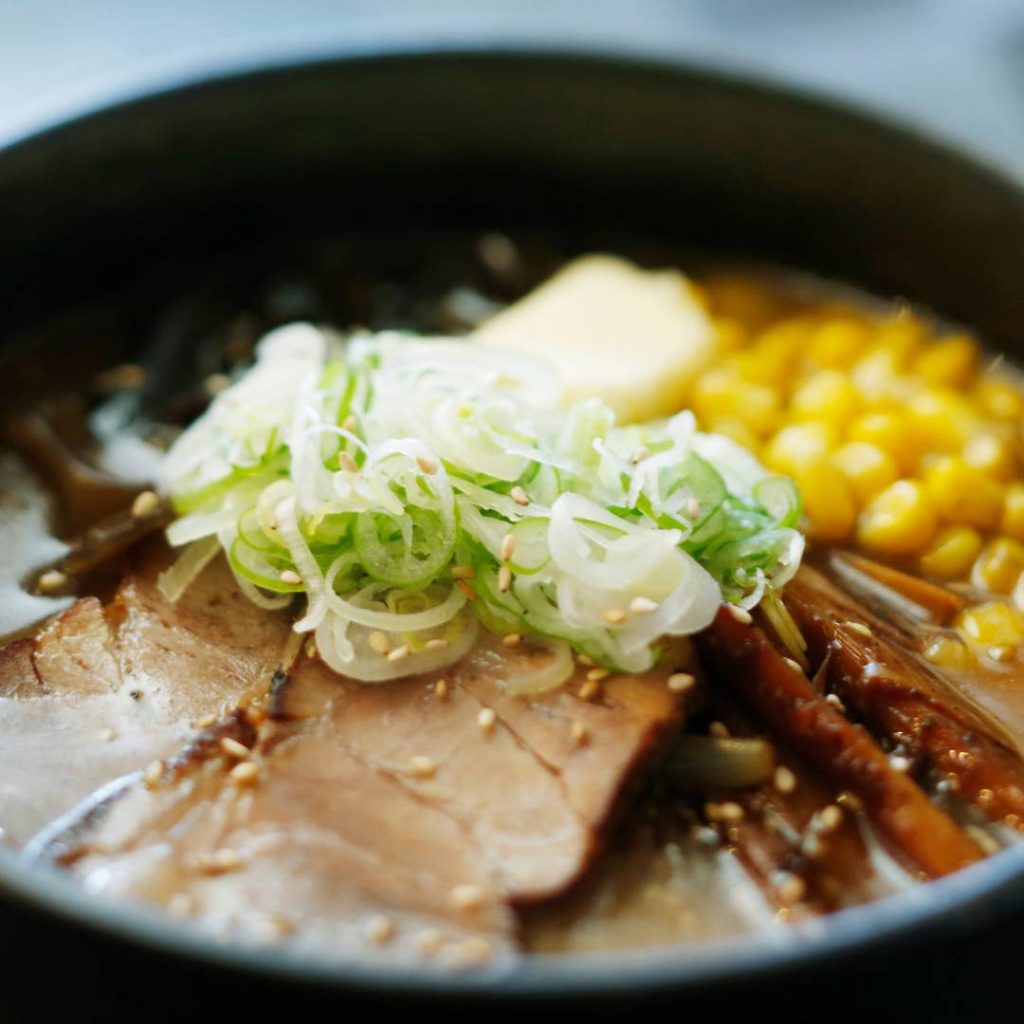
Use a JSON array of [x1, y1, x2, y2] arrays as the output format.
[[196, 849, 244, 875], [435, 679, 449, 701], [220, 737, 250, 760], [477, 708, 496, 734], [889, 754, 911, 773], [196, 713, 218, 729], [631, 445, 651, 464], [451, 564, 475, 580], [510, 486, 529, 506], [500, 533, 516, 562], [782, 657, 803, 673], [837, 790, 865, 812], [229, 761, 259, 786], [450, 884, 485, 911], [602, 608, 627, 625], [705, 801, 744, 823], [305, 638, 317, 658], [338, 452, 359, 473], [773, 766, 797, 795], [168, 893, 195, 918], [578, 679, 601, 701], [667, 672, 696, 693], [38, 569, 68, 593], [802, 834, 825, 859], [571, 720, 589, 746], [416, 928, 445, 957], [726, 605, 753, 625], [279, 569, 302, 585], [131, 490, 161, 518], [243, 706, 267, 728], [343, 415, 358, 433], [630, 596, 659, 614], [501, 633, 522, 649], [774, 871, 806, 903], [586, 667, 609, 682], [409, 755, 437, 779], [143, 760, 164, 787], [684, 497, 701, 519], [825, 693, 847, 713], [577, 653, 595, 667], [365, 915, 396, 946], [425, 638, 449, 652], [845, 621, 872, 638], [497, 565, 512, 593], [979, 787, 995, 805], [693, 825, 720, 847], [456, 579, 478, 601], [369, 631, 390, 656], [709, 721, 730, 739], [818, 805, 844, 833], [387, 644, 410, 664], [416, 455, 439, 475], [99, 727, 116, 742]]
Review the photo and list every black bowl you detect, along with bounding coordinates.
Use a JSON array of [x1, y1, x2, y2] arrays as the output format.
[[3, 44, 1024, 1018]]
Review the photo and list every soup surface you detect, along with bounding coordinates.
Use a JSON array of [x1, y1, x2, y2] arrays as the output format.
[[1, 230, 1022, 970]]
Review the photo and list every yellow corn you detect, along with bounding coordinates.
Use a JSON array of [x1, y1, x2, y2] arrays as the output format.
[[957, 601, 1024, 646], [789, 370, 861, 429], [712, 317, 749, 353], [796, 456, 857, 542], [848, 411, 921, 474], [923, 633, 971, 669], [832, 442, 899, 504], [1001, 483, 1024, 542], [857, 480, 938, 556], [763, 422, 837, 477], [907, 389, 981, 455], [913, 333, 978, 389], [971, 538, 1024, 594], [920, 526, 984, 581], [805, 319, 870, 369], [691, 370, 780, 438], [923, 456, 1004, 531], [975, 378, 1024, 420], [962, 431, 1018, 482]]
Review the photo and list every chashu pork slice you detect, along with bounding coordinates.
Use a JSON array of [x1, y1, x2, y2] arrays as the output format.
[[0, 543, 290, 845], [49, 597, 692, 964]]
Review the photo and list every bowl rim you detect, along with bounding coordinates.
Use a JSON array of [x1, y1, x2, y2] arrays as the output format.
[[4, 40, 1024, 998]]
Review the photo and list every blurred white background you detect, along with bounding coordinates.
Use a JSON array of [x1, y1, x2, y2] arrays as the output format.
[[1, 0, 1023, 171]]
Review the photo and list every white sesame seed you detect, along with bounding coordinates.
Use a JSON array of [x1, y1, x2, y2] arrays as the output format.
[[450, 564, 476, 580], [782, 657, 803, 673], [510, 486, 529, 506], [425, 638, 449, 652], [571, 720, 589, 746], [131, 490, 161, 518], [818, 805, 844, 833], [726, 605, 753, 624], [773, 765, 797, 795], [369, 631, 390, 656], [631, 445, 651, 464], [845, 621, 872, 638], [684, 497, 701, 519], [500, 533, 516, 562], [99, 727, 116, 742], [305, 638, 317, 659], [143, 760, 164, 787], [825, 693, 846, 713], [229, 761, 259, 786], [497, 565, 512, 593], [774, 871, 806, 903], [629, 596, 659, 614], [456, 579, 477, 601], [279, 569, 302, 585], [416, 454, 439, 475], [450, 884, 485, 911], [196, 713, 218, 729], [365, 915, 396, 946], [409, 755, 437, 779], [501, 633, 522, 648], [220, 737, 250, 760], [415, 928, 445, 957], [706, 801, 744, 823], [578, 679, 601, 701], [586, 667, 610, 682], [667, 672, 696, 693], [196, 849, 244, 875], [387, 643, 410, 664], [602, 608, 627, 625], [435, 679, 449, 701], [343, 415, 358, 433], [577, 653, 595, 667], [37, 569, 68, 593], [889, 754, 912, 773], [477, 708, 496, 734], [338, 452, 358, 473]]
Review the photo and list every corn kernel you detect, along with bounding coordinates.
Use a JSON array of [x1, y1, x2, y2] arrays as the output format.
[[692, 370, 780, 438], [797, 456, 857, 542], [957, 601, 1024, 646], [763, 422, 837, 477], [975, 378, 1024, 421], [857, 480, 938, 557], [874, 314, 926, 365], [832, 442, 899, 504], [805, 319, 870, 369], [924, 634, 971, 669], [848, 411, 921, 474], [1001, 484, 1024, 542], [920, 526, 983, 581], [851, 348, 909, 405], [913, 333, 978, 389], [712, 317, 749, 353], [708, 417, 761, 454], [790, 370, 862, 430], [971, 538, 1024, 594], [962, 431, 1018, 482], [738, 321, 809, 389], [907, 389, 981, 455], [924, 456, 1004, 531]]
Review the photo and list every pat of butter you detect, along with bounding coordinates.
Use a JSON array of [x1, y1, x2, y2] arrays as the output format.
[[473, 254, 715, 423]]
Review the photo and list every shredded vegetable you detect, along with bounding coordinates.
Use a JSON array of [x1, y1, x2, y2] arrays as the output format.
[[157, 323, 804, 685]]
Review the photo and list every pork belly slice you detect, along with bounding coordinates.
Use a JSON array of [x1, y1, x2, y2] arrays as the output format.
[[0, 545, 290, 845]]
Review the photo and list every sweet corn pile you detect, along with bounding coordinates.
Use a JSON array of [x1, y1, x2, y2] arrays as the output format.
[[688, 272, 1024, 657]]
